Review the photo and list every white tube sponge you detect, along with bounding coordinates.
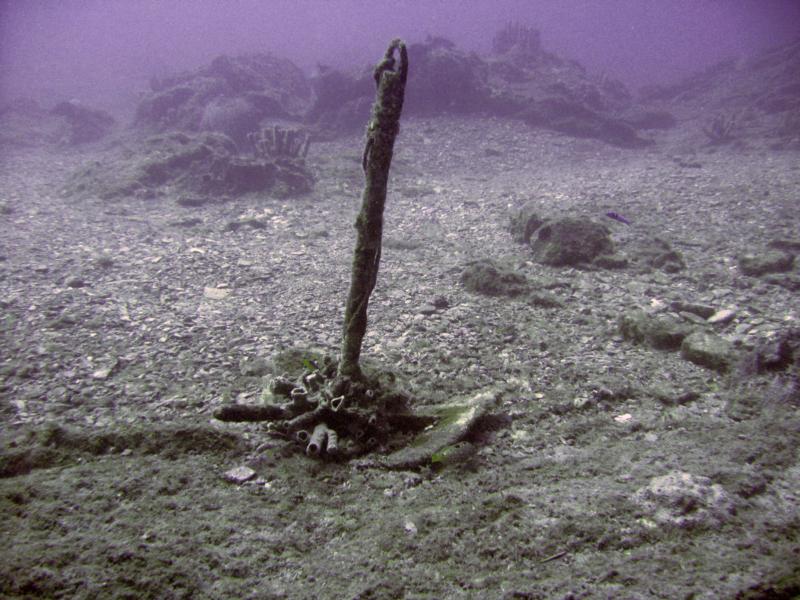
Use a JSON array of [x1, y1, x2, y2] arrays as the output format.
[[326, 427, 339, 455], [306, 423, 328, 456]]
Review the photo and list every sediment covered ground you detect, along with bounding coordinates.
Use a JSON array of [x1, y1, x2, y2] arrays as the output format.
[[1, 115, 799, 599]]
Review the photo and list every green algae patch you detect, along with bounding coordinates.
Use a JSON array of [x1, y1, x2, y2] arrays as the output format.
[[380, 388, 498, 469]]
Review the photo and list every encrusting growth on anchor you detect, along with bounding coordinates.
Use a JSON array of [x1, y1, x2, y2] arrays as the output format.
[[338, 38, 408, 381]]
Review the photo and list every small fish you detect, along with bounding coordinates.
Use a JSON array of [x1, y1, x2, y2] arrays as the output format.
[[605, 211, 631, 225]]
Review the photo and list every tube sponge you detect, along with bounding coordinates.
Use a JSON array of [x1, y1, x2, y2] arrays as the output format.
[[306, 423, 328, 456]]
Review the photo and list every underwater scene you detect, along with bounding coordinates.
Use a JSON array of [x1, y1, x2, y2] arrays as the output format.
[[1, 1, 799, 598]]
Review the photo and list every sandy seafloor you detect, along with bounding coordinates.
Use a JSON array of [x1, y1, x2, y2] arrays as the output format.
[[1, 115, 799, 599]]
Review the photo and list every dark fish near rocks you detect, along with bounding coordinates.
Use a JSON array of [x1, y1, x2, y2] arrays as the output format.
[[605, 211, 631, 225]]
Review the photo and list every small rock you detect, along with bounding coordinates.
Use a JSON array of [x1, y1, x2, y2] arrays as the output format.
[[461, 259, 528, 297], [647, 243, 686, 273], [633, 237, 686, 273], [402, 473, 423, 488], [203, 286, 230, 300], [619, 309, 693, 351], [738, 250, 794, 276], [708, 308, 736, 325], [645, 315, 694, 351], [681, 330, 734, 371], [223, 466, 256, 484], [764, 273, 800, 291], [651, 384, 700, 406], [65, 276, 87, 288], [417, 304, 437, 315], [431, 295, 450, 309], [618, 309, 650, 344], [224, 217, 267, 232], [528, 291, 563, 309], [403, 518, 418, 535], [741, 328, 800, 374], [92, 367, 113, 380], [633, 471, 735, 529], [94, 255, 115, 269], [671, 301, 716, 319]]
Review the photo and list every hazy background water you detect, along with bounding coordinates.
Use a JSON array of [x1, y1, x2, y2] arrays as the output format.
[[2, 0, 799, 112]]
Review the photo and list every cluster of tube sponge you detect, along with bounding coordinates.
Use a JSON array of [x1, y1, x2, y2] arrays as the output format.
[[283, 379, 348, 456], [268, 370, 381, 458], [297, 423, 338, 457]]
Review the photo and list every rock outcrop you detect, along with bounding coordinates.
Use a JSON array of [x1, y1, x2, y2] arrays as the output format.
[[134, 54, 312, 149]]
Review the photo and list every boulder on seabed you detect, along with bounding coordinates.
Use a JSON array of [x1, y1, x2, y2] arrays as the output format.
[[529, 217, 614, 267], [307, 27, 653, 147], [681, 330, 734, 372], [619, 309, 694, 351], [461, 259, 529, 297], [134, 53, 312, 149]]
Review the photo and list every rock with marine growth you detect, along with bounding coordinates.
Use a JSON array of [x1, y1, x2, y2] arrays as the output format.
[[135, 53, 312, 148], [461, 259, 529, 297], [681, 330, 734, 371], [619, 309, 694, 351], [380, 388, 498, 469], [530, 217, 614, 267], [738, 250, 795, 277], [633, 471, 736, 529]]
